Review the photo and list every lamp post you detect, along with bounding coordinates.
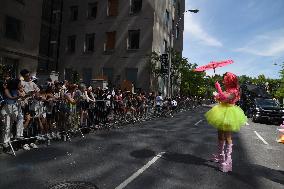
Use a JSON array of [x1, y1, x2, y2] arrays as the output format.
[[168, 8, 199, 97]]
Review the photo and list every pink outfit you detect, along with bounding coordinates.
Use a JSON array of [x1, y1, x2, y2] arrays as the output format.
[[214, 82, 240, 105]]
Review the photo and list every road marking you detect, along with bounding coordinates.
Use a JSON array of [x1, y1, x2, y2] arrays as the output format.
[[194, 120, 203, 126], [254, 131, 269, 145], [115, 152, 165, 189]]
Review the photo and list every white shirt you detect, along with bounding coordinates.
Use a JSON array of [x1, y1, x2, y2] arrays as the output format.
[[156, 95, 163, 106], [21, 80, 40, 93]]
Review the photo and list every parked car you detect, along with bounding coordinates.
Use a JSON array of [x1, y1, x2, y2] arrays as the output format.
[[250, 98, 284, 123], [239, 84, 284, 124]]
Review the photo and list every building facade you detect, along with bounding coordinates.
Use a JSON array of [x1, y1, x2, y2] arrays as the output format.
[[59, 0, 185, 94], [0, 0, 43, 78]]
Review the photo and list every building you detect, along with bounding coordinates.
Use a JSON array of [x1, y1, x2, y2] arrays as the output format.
[[0, 0, 43, 78], [59, 0, 185, 94]]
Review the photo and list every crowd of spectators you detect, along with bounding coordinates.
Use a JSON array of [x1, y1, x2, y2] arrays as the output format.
[[1, 69, 194, 153]]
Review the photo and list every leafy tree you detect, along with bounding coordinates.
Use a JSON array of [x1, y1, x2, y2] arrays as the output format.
[[275, 62, 284, 102], [146, 51, 162, 92]]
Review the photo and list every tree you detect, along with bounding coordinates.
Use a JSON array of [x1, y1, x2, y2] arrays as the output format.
[[275, 62, 284, 102], [146, 51, 162, 92]]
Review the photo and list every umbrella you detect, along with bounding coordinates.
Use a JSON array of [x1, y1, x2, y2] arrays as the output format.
[[194, 59, 234, 73]]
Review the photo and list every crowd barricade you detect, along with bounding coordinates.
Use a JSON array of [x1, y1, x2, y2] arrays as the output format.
[[0, 97, 209, 156]]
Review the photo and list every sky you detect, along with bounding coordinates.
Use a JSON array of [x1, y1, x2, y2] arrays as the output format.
[[183, 0, 284, 79]]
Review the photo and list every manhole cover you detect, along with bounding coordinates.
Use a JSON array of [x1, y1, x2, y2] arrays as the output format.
[[48, 181, 99, 189]]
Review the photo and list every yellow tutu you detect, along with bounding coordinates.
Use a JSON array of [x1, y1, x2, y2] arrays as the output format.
[[205, 103, 247, 132]]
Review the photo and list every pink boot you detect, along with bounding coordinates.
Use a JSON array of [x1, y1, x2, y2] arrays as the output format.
[[220, 143, 233, 172], [211, 141, 225, 163]]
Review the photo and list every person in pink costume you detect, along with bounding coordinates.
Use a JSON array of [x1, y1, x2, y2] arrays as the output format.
[[205, 72, 247, 172]]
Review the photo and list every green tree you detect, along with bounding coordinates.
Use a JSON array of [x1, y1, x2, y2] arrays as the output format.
[[275, 62, 284, 102], [146, 51, 162, 92]]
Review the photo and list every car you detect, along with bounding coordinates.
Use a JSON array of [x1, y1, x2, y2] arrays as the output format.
[[250, 98, 284, 124], [239, 84, 284, 124]]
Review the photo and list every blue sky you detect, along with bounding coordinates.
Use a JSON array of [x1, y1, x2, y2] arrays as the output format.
[[183, 0, 284, 79]]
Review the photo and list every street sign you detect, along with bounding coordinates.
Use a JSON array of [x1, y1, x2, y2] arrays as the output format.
[[160, 54, 168, 74]]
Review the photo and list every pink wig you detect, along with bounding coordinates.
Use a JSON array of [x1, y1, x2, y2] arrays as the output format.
[[223, 72, 239, 89]]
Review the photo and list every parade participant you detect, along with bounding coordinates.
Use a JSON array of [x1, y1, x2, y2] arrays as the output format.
[[205, 72, 247, 172]]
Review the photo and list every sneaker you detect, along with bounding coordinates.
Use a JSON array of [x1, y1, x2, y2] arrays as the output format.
[[23, 144, 31, 150], [29, 143, 38, 149]]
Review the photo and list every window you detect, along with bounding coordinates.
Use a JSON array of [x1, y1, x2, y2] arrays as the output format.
[[38, 59, 49, 72], [105, 31, 116, 51], [65, 68, 73, 81], [5, 16, 23, 41], [52, 10, 61, 24], [67, 35, 76, 53], [164, 40, 168, 53], [177, 2, 181, 17], [39, 25, 49, 56], [130, 0, 142, 14], [85, 33, 95, 52], [83, 68, 93, 85], [88, 2, 98, 19], [126, 68, 138, 85], [70, 6, 78, 21], [175, 26, 180, 39], [128, 30, 140, 49], [107, 0, 118, 16], [103, 68, 113, 82]]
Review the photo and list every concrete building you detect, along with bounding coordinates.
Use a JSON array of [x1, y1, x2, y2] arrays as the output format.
[[59, 0, 185, 94], [0, 0, 43, 78]]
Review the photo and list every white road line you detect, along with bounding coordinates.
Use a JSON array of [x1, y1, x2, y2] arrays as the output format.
[[194, 120, 203, 126], [254, 131, 269, 145], [115, 152, 165, 189]]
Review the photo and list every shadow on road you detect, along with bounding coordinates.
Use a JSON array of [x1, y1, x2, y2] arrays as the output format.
[[162, 152, 217, 170], [7, 147, 67, 165], [130, 149, 156, 159], [230, 163, 284, 186]]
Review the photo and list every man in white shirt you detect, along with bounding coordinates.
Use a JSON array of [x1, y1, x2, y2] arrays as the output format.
[[20, 69, 40, 94], [20, 69, 41, 115]]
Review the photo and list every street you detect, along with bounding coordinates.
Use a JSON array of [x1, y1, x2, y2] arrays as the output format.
[[0, 106, 283, 189]]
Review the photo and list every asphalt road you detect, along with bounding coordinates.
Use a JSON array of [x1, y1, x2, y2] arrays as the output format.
[[0, 106, 283, 189]]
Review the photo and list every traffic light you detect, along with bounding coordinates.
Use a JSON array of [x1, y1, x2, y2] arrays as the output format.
[[160, 54, 168, 75]]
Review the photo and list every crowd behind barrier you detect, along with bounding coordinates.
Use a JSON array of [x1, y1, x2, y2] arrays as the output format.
[[0, 69, 214, 156]]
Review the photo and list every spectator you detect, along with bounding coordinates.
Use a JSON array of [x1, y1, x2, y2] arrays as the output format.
[[0, 79, 24, 149]]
